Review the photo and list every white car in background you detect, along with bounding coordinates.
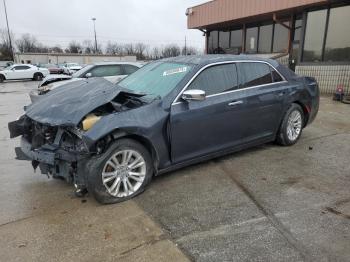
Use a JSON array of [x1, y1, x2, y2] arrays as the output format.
[[0, 64, 49, 83], [30, 62, 142, 102], [63, 63, 83, 74]]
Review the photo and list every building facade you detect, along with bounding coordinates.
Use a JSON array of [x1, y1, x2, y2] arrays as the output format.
[[187, 0, 350, 94]]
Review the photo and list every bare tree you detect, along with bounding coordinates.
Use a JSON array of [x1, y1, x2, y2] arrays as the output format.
[[16, 33, 38, 53], [50, 45, 63, 53], [82, 40, 95, 54], [124, 43, 135, 55], [106, 41, 124, 55], [66, 41, 82, 54], [181, 46, 199, 56], [0, 28, 14, 60], [162, 44, 181, 58], [151, 46, 161, 60], [134, 42, 148, 60]]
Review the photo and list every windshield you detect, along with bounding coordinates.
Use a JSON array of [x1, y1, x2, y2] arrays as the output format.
[[118, 62, 193, 98], [72, 65, 94, 78]]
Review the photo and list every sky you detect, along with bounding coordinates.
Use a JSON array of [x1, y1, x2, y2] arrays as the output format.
[[0, 0, 207, 51]]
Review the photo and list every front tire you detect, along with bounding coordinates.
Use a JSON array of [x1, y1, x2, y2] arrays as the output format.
[[0, 74, 5, 83], [276, 103, 304, 146], [87, 139, 153, 204]]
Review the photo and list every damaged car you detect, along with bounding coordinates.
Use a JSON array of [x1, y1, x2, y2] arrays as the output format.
[[8, 55, 319, 204]]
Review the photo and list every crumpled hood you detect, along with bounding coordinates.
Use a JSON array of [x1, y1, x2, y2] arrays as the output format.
[[25, 78, 121, 126], [38, 74, 73, 87]]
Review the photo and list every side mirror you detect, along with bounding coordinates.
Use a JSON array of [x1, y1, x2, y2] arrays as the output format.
[[85, 73, 92, 78], [182, 89, 206, 101]]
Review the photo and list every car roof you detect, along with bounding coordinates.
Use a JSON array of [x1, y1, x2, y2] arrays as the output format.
[[12, 64, 34, 67], [160, 54, 280, 68]]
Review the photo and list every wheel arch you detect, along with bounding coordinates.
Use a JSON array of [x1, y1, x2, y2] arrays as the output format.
[[291, 100, 309, 127], [95, 129, 160, 174], [0, 73, 6, 80]]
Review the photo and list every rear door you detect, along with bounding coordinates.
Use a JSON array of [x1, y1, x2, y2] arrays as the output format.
[[234, 61, 287, 140]]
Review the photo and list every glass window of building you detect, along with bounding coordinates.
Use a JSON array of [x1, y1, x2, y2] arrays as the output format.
[[258, 24, 273, 53], [208, 31, 218, 53], [324, 5, 350, 62], [230, 29, 243, 54], [245, 27, 258, 53], [219, 31, 230, 51], [303, 10, 327, 62], [273, 22, 289, 53]]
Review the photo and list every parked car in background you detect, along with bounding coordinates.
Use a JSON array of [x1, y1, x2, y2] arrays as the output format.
[[9, 55, 319, 204], [63, 63, 82, 73], [30, 62, 142, 102], [0, 61, 14, 70], [0, 64, 49, 83], [37, 64, 65, 74], [58, 64, 71, 75]]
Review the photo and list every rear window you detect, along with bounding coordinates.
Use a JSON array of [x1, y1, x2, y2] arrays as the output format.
[[239, 62, 273, 88]]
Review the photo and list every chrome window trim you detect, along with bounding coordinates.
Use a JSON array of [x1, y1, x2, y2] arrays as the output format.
[[172, 60, 287, 106]]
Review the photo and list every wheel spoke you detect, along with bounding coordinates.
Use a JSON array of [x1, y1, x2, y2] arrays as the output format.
[[129, 171, 145, 177], [123, 178, 129, 196], [129, 157, 145, 170], [109, 177, 121, 195], [126, 178, 134, 192], [129, 175, 143, 182], [106, 160, 117, 170], [102, 172, 116, 183]]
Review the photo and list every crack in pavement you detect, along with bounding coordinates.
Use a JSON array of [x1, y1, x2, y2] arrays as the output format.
[[218, 162, 331, 262]]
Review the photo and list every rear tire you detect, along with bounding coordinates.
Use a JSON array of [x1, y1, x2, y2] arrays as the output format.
[[0, 74, 5, 83], [33, 73, 43, 81], [276, 103, 304, 146], [87, 139, 153, 204]]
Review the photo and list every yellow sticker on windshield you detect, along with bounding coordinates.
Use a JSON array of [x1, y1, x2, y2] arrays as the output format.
[[163, 67, 187, 76]]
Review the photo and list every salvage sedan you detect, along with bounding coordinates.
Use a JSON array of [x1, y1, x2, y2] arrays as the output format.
[[8, 55, 319, 204]]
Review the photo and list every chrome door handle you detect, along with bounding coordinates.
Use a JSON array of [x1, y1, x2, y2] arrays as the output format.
[[228, 100, 243, 106]]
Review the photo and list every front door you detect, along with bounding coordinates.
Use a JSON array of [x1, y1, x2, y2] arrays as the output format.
[[170, 63, 245, 163]]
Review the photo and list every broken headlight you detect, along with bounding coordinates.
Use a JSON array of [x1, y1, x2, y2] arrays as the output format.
[[81, 114, 101, 131]]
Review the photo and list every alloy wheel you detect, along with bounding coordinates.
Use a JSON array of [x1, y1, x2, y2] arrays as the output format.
[[286, 110, 302, 141], [102, 149, 146, 197]]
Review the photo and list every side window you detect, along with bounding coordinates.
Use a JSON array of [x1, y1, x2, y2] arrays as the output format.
[[123, 65, 139, 75], [14, 66, 30, 70], [271, 68, 284, 82], [187, 63, 238, 96], [239, 62, 272, 88], [89, 65, 122, 77]]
